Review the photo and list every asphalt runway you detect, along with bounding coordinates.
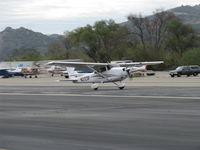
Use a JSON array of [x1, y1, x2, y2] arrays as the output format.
[[0, 86, 200, 150]]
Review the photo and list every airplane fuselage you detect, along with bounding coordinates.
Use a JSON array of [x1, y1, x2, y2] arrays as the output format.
[[73, 67, 128, 83]]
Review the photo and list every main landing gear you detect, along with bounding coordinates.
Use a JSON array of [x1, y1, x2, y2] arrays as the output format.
[[91, 82, 125, 90], [113, 82, 125, 90]]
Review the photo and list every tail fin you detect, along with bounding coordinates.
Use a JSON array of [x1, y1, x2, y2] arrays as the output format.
[[17, 64, 24, 68], [12, 64, 24, 72], [50, 65, 56, 70], [140, 65, 147, 72]]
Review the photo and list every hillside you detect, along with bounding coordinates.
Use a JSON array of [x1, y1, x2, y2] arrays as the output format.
[[123, 4, 200, 33], [169, 4, 200, 32], [0, 27, 64, 60], [1, 4, 200, 61]]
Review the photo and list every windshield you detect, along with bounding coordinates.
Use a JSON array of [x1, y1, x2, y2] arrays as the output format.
[[176, 66, 183, 71]]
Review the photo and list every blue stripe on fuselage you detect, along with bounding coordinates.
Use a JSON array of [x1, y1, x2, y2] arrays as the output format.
[[78, 71, 93, 73]]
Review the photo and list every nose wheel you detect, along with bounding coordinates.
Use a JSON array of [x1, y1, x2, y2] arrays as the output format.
[[119, 86, 125, 90], [91, 83, 99, 90]]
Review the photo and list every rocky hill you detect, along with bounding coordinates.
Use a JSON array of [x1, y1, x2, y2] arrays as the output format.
[[123, 4, 200, 33], [1, 5, 200, 61], [169, 4, 200, 32], [0, 27, 64, 60]]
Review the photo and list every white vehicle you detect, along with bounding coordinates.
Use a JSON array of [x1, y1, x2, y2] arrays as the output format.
[[47, 61, 163, 90]]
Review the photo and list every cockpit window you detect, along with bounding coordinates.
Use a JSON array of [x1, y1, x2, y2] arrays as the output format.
[[96, 67, 106, 73], [107, 65, 111, 70]]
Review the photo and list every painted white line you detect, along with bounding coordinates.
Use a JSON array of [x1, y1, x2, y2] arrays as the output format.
[[0, 92, 200, 100]]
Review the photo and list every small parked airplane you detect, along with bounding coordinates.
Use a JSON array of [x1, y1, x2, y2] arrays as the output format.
[[0, 64, 24, 78], [47, 61, 163, 90], [0, 64, 40, 78], [46, 65, 66, 77]]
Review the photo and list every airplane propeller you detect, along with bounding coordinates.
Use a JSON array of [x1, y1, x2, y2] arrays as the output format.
[[126, 68, 132, 78]]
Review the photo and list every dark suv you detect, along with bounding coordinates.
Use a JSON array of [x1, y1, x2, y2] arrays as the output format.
[[169, 65, 200, 77], [190, 65, 200, 76]]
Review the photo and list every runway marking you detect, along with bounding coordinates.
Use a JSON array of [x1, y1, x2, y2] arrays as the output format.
[[0, 92, 200, 100]]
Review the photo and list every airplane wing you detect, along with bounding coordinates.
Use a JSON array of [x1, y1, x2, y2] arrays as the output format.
[[47, 61, 109, 71], [0, 68, 9, 70], [116, 61, 164, 67], [47, 61, 163, 71]]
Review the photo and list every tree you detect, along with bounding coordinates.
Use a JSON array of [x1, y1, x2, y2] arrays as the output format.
[[67, 25, 99, 62], [67, 20, 128, 62], [21, 49, 42, 61], [45, 42, 68, 60], [152, 10, 177, 50], [127, 10, 177, 50], [165, 19, 197, 54], [7, 48, 43, 61], [128, 14, 146, 49], [179, 48, 200, 65], [126, 44, 149, 61]]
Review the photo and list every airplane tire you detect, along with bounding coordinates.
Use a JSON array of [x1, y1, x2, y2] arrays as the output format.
[[91, 84, 99, 90], [119, 86, 125, 90]]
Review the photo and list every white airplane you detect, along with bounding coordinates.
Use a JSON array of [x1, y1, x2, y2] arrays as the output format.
[[46, 65, 66, 76], [47, 61, 163, 90]]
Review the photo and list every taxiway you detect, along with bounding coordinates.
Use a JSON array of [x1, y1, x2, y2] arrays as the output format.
[[0, 72, 200, 150]]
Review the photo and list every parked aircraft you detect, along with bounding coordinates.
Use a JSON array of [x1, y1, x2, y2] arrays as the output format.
[[47, 61, 163, 90], [0, 69, 13, 78], [22, 67, 40, 78], [0, 64, 40, 78], [0, 64, 24, 78], [46, 65, 66, 77]]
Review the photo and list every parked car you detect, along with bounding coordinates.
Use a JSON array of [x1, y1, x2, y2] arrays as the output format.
[[169, 65, 200, 77], [189, 65, 200, 76]]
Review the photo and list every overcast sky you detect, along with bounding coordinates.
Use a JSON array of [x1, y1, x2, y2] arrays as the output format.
[[0, 0, 199, 34]]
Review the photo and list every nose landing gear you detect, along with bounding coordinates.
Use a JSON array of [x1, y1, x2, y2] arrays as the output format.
[[91, 83, 99, 90]]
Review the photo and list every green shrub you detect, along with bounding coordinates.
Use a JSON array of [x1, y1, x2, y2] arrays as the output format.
[[179, 48, 200, 65]]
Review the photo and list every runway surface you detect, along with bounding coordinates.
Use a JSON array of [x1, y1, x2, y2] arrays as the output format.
[[0, 86, 200, 150]]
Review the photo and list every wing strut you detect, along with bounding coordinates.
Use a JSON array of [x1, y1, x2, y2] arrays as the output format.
[[87, 65, 109, 81]]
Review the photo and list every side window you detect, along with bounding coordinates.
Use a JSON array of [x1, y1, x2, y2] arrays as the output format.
[[182, 67, 189, 71], [192, 67, 197, 69], [96, 67, 106, 73]]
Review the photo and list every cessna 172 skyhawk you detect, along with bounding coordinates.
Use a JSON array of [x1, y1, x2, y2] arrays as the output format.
[[47, 61, 163, 90]]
